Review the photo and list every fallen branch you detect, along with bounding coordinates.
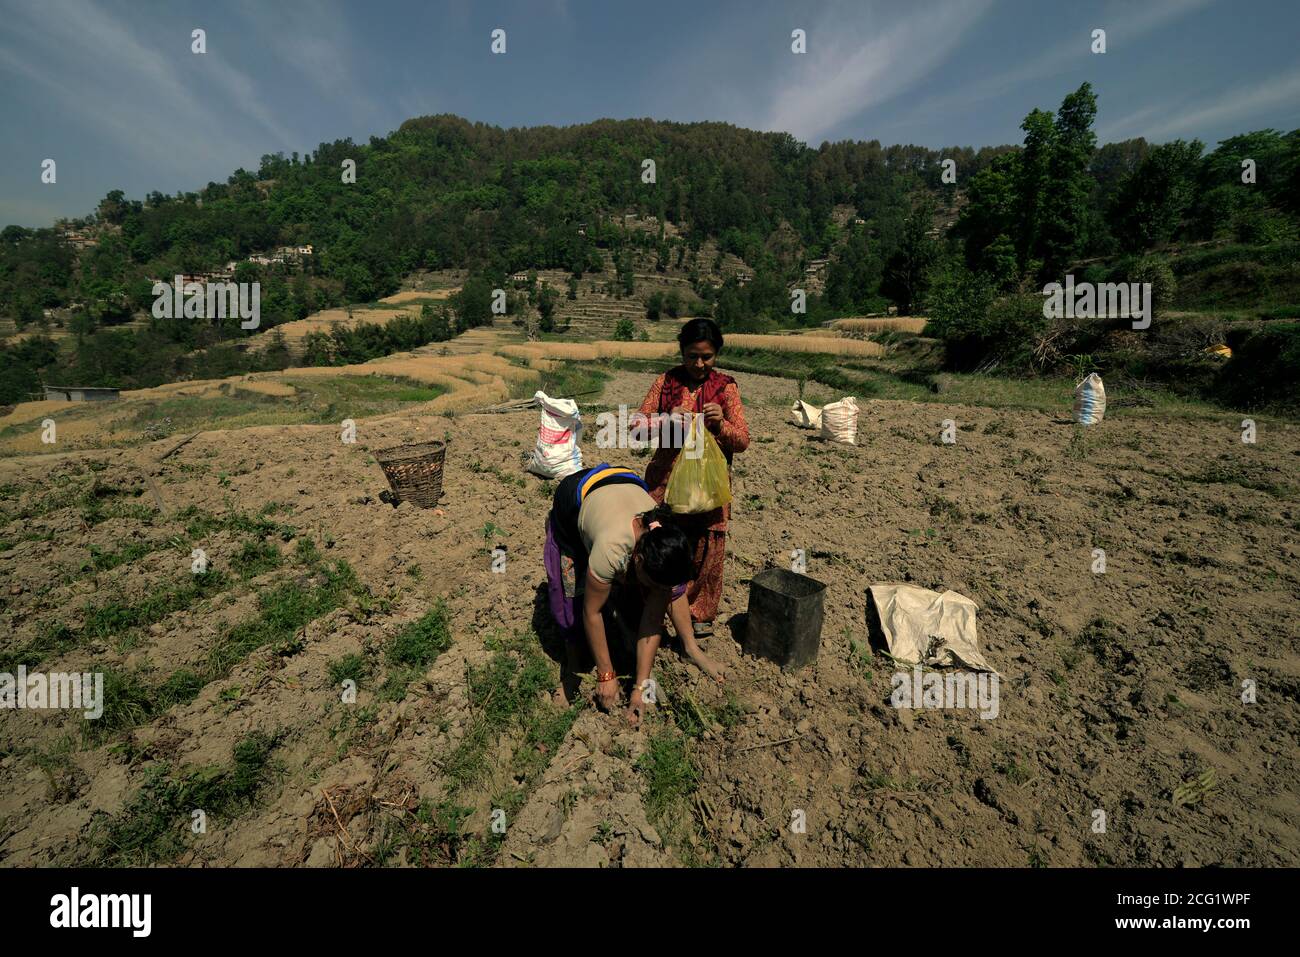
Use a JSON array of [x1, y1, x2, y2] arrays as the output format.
[[470, 398, 537, 415], [734, 734, 804, 754], [321, 787, 372, 865], [158, 431, 202, 460], [142, 473, 167, 516]]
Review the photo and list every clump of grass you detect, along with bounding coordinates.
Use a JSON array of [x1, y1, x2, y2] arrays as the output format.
[[377, 798, 476, 867], [80, 569, 231, 642], [235, 538, 282, 578], [1185, 463, 1292, 499], [294, 537, 321, 564], [328, 653, 369, 688], [442, 631, 560, 784], [206, 559, 356, 679], [82, 666, 205, 745], [0, 621, 78, 673], [993, 749, 1032, 785], [85, 731, 281, 865], [32, 735, 87, 803], [82, 540, 156, 574], [926, 495, 966, 523], [711, 690, 746, 730], [378, 602, 454, 702], [1077, 616, 1118, 662], [177, 505, 296, 542], [636, 730, 700, 854]]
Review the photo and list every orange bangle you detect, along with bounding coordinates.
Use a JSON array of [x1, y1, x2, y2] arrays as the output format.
[[597, 670, 617, 682]]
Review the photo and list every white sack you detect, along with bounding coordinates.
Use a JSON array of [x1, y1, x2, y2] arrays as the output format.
[[820, 396, 859, 445], [1073, 373, 1106, 426], [526, 390, 583, 479]]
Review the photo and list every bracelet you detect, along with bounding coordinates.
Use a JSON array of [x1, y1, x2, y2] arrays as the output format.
[[597, 670, 617, 682]]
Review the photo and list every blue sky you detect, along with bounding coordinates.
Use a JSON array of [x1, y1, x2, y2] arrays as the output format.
[[2, 0, 1297, 227]]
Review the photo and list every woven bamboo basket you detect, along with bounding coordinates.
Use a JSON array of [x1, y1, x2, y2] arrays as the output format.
[[373, 440, 446, 508]]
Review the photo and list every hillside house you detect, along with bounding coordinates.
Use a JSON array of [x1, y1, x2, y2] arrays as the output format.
[[43, 385, 119, 402]]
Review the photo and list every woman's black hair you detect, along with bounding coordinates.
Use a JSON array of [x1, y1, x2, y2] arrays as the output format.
[[677, 317, 723, 353], [634, 504, 693, 588]]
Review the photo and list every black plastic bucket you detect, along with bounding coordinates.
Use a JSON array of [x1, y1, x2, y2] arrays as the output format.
[[743, 568, 827, 671]]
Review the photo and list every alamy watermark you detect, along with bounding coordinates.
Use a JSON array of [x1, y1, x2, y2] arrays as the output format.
[[594, 406, 705, 459], [1042, 274, 1151, 330], [152, 275, 260, 329], [890, 665, 999, 719], [50, 886, 151, 937], [1, 666, 104, 719]]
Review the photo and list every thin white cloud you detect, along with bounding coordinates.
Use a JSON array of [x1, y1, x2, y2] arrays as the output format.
[[0, 0, 298, 179], [1120, 67, 1300, 142], [903, 0, 1218, 126], [233, 0, 384, 125], [760, 0, 996, 143]]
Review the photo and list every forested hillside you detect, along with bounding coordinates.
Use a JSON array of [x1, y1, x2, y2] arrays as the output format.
[[2, 85, 1298, 406]]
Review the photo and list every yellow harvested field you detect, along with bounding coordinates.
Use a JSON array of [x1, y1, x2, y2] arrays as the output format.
[[726, 334, 885, 356], [4, 417, 140, 455], [0, 400, 73, 429], [244, 286, 461, 352], [499, 341, 678, 364], [500, 335, 886, 362], [379, 289, 455, 304], [248, 307, 409, 348], [1, 319, 903, 456], [0, 347, 540, 456], [831, 316, 928, 334]]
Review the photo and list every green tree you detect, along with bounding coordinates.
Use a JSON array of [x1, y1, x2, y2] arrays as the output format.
[[882, 201, 940, 313], [536, 284, 558, 332], [1038, 83, 1098, 276], [1111, 139, 1204, 251]]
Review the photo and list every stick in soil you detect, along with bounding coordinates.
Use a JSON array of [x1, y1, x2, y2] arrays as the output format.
[[734, 734, 804, 754]]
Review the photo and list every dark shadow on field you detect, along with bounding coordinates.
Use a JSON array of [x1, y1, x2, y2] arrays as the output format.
[[726, 611, 748, 652], [531, 581, 637, 708], [531, 582, 584, 705]]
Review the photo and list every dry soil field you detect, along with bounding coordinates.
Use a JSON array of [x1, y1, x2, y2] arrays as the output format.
[[1, 362, 1297, 867]]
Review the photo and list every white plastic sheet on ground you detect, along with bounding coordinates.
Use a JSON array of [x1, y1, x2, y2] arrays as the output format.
[[526, 390, 583, 479], [866, 583, 997, 673], [790, 399, 823, 430]]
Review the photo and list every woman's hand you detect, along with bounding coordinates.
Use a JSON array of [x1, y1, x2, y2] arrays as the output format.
[[702, 401, 723, 428], [595, 677, 620, 711], [625, 682, 648, 727]]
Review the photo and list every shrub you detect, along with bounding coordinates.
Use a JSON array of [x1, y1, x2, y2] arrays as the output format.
[[1215, 322, 1300, 410], [925, 265, 1047, 370], [612, 318, 635, 341], [1129, 258, 1176, 320]]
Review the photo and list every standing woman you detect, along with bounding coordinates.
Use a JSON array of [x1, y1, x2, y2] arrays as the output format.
[[636, 318, 750, 637]]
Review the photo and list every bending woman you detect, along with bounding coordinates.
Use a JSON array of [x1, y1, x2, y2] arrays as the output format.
[[544, 463, 724, 726], [636, 318, 750, 637]]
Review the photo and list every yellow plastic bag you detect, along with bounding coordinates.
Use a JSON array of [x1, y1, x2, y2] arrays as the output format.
[[664, 414, 732, 514]]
